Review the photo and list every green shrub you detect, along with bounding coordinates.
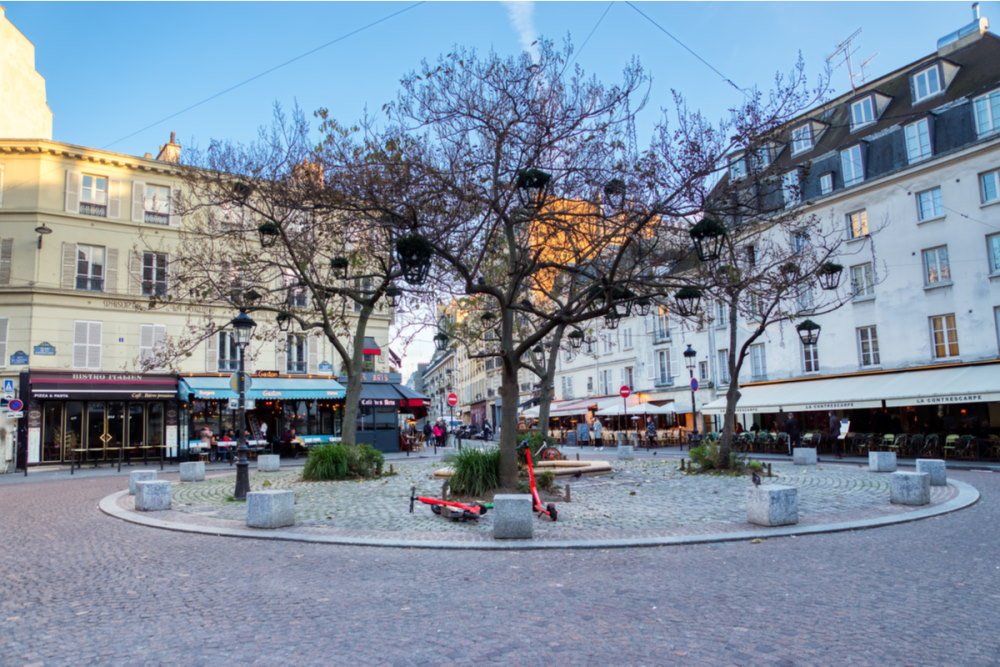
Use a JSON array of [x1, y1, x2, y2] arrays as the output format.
[[303, 444, 349, 480], [349, 444, 384, 478], [536, 470, 556, 493], [748, 460, 764, 473], [446, 447, 501, 497], [688, 442, 718, 471]]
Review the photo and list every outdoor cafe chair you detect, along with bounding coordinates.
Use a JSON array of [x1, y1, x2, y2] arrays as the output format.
[[908, 433, 926, 456], [943, 434, 960, 459], [888, 434, 908, 457], [955, 435, 977, 459]]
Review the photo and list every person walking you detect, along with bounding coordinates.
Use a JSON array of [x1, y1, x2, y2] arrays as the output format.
[[786, 414, 801, 456], [645, 419, 657, 448], [828, 411, 842, 458], [592, 418, 604, 450]]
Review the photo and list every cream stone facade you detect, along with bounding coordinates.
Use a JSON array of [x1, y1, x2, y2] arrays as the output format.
[[0, 6, 52, 140]]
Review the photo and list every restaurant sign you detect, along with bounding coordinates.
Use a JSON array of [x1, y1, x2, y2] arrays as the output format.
[[360, 398, 399, 407]]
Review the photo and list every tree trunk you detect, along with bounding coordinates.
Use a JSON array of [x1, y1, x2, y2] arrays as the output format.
[[535, 325, 566, 441], [337, 309, 372, 447], [498, 364, 521, 489], [716, 301, 741, 469]]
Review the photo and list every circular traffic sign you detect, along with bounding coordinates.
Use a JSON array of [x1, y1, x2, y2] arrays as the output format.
[[8, 398, 23, 412], [447, 392, 459, 407], [690, 377, 699, 392], [619, 385, 631, 399]]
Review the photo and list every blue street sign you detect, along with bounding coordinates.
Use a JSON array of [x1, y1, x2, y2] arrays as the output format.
[[8, 399, 23, 412], [2, 379, 13, 394], [33, 342, 56, 356], [690, 377, 699, 392], [9, 351, 28, 365]]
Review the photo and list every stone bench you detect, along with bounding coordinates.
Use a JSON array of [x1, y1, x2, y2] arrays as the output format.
[[246, 490, 295, 529], [890, 472, 930, 506], [916, 458, 947, 486], [492, 494, 533, 539], [128, 469, 157, 495], [747, 485, 798, 527], [179, 461, 205, 482], [869, 451, 897, 472], [257, 454, 280, 472], [792, 447, 817, 466], [135, 480, 171, 511]]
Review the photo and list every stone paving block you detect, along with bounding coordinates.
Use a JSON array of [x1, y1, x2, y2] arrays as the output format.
[[746, 484, 798, 527], [617, 444, 635, 460], [792, 447, 817, 465], [916, 458, 947, 486], [135, 480, 171, 511], [257, 454, 280, 472], [890, 472, 930, 506], [246, 490, 295, 529], [128, 469, 157, 495], [493, 494, 533, 539], [869, 451, 897, 472], [179, 461, 205, 482]]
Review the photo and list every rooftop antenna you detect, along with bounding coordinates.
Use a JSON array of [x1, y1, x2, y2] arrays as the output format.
[[826, 29, 878, 91]]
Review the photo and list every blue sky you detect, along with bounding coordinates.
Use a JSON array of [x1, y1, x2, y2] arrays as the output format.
[[6, 1, 998, 375]]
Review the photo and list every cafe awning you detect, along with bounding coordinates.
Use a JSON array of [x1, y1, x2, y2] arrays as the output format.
[[700, 362, 1000, 415], [362, 337, 381, 355], [596, 402, 676, 417], [180, 376, 346, 401]]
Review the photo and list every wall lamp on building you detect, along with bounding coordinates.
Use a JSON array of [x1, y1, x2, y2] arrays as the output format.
[[795, 319, 822, 346], [689, 217, 726, 263], [34, 224, 52, 249]]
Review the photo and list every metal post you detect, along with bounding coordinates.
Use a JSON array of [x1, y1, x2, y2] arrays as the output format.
[[688, 367, 699, 450], [234, 351, 250, 500], [623, 396, 629, 445]]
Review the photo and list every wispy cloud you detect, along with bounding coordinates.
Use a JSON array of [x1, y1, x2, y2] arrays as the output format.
[[502, 1, 539, 62]]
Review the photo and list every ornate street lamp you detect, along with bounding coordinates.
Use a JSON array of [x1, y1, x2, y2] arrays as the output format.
[[276, 312, 292, 332], [329, 256, 350, 280], [795, 319, 822, 346], [395, 233, 434, 286], [433, 330, 450, 352], [689, 217, 726, 263], [603, 178, 627, 214], [604, 309, 622, 330], [242, 289, 262, 306], [817, 262, 844, 291], [674, 287, 703, 318], [567, 329, 585, 350], [230, 309, 257, 500], [385, 285, 402, 308], [257, 221, 280, 248], [633, 296, 653, 317], [683, 344, 699, 445], [232, 182, 253, 202], [515, 168, 552, 210]]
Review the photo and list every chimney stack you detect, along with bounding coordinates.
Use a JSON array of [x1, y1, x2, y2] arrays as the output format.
[[155, 131, 181, 163]]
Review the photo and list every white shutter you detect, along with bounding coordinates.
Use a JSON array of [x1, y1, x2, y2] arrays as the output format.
[[205, 332, 218, 372], [108, 180, 122, 219], [73, 321, 88, 367], [0, 238, 12, 285], [0, 164, 5, 207], [0, 318, 8, 361], [61, 242, 77, 289], [128, 251, 142, 295], [87, 322, 102, 369], [647, 351, 657, 380], [104, 248, 118, 293], [308, 335, 319, 373], [132, 181, 145, 223], [275, 335, 286, 372], [169, 187, 181, 226], [668, 347, 678, 381], [139, 324, 154, 365], [65, 170, 80, 213]]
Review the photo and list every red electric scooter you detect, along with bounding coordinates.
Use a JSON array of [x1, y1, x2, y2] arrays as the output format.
[[520, 442, 558, 521], [409, 486, 491, 522]]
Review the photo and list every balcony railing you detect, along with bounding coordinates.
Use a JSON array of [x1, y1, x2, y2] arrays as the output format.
[[218, 359, 240, 373], [287, 360, 307, 374], [75, 276, 104, 292], [80, 201, 107, 218], [144, 211, 169, 226]]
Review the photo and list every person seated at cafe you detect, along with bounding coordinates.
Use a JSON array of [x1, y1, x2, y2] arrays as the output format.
[[281, 427, 306, 458]]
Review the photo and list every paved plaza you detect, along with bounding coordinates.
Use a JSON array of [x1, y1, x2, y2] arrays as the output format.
[[1, 455, 998, 665]]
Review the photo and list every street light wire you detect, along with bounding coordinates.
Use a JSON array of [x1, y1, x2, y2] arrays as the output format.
[[564, 2, 615, 74]]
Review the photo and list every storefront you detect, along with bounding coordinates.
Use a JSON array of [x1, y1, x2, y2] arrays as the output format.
[[351, 372, 428, 453], [17, 370, 179, 466]]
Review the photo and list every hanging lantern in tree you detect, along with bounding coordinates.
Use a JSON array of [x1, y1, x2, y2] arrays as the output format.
[[384, 285, 402, 308], [567, 329, 585, 350], [633, 296, 653, 317], [515, 168, 552, 210], [604, 309, 622, 330], [232, 182, 253, 202], [817, 262, 844, 290], [689, 217, 727, 262], [674, 286, 703, 317], [257, 221, 280, 248], [395, 233, 434, 285], [433, 330, 450, 352], [276, 312, 292, 332], [796, 319, 822, 345], [329, 256, 350, 280], [603, 178, 627, 214]]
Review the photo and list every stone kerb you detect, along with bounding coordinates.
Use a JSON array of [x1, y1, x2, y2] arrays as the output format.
[[890, 472, 931, 506], [746, 484, 798, 527], [257, 454, 281, 472], [128, 470, 157, 495], [493, 494, 533, 539], [869, 451, 898, 472], [246, 490, 295, 529], [916, 459, 947, 486], [179, 461, 206, 482], [792, 447, 817, 465], [134, 480, 171, 511]]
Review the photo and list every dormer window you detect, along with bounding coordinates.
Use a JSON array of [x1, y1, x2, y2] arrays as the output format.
[[728, 153, 747, 180], [850, 97, 876, 130], [790, 124, 814, 155], [911, 64, 943, 103]]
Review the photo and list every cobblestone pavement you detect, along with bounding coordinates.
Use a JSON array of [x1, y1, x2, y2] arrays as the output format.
[[1, 467, 998, 665]]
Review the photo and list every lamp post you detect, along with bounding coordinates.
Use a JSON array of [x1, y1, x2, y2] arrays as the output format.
[[231, 309, 257, 500], [684, 344, 699, 450]]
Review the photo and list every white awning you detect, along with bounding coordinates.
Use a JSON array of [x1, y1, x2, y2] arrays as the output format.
[[596, 402, 676, 417], [701, 363, 1000, 415]]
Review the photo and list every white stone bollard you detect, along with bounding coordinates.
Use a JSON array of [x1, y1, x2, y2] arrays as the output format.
[[868, 451, 898, 472], [890, 471, 931, 506], [257, 454, 281, 472], [128, 469, 157, 495], [792, 447, 817, 465], [916, 459, 947, 486], [179, 461, 206, 482], [135, 480, 171, 511], [492, 494, 534, 539], [617, 444, 635, 460], [746, 485, 798, 527], [246, 490, 295, 529]]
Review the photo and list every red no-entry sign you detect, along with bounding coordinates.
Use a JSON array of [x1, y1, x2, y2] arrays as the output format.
[[619, 385, 631, 399], [447, 392, 459, 407]]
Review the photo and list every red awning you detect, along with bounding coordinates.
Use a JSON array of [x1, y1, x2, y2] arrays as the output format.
[[362, 336, 381, 355]]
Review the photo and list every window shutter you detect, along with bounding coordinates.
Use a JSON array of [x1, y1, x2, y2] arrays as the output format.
[[205, 332, 217, 372], [0, 238, 12, 285], [647, 352, 657, 380], [243, 343, 254, 374], [87, 322, 102, 369], [108, 179, 122, 219], [65, 170, 80, 214], [308, 335, 319, 373], [73, 321, 87, 367], [275, 335, 286, 371], [132, 181, 145, 223], [0, 318, 7, 361], [169, 187, 181, 226], [128, 251, 142, 295], [644, 315, 653, 333], [0, 164, 5, 207], [104, 248, 118, 293], [139, 324, 154, 365], [61, 242, 76, 289], [668, 347, 678, 381]]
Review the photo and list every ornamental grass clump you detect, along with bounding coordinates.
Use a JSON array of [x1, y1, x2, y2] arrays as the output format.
[[446, 447, 501, 497]]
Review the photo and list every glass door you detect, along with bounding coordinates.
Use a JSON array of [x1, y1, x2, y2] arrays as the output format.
[[86, 402, 106, 461], [128, 403, 145, 449], [41, 403, 64, 463]]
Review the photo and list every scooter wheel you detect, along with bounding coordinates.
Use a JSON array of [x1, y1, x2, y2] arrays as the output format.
[[477, 504, 489, 516], [431, 505, 442, 515], [547, 504, 558, 521]]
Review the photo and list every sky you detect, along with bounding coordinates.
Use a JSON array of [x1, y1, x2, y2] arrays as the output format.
[[6, 0, 998, 379]]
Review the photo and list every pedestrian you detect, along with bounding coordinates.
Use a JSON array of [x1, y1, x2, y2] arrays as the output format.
[[440, 420, 449, 448], [432, 421, 442, 448], [592, 419, 603, 449], [829, 411, 842, 458], [786, 414, 800, 456], [259, 420, 268, 445], [423, 421, 433, 446], [645, 420, 657, 448]]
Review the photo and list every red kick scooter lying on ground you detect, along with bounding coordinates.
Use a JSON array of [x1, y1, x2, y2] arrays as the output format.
[[409, 486, 491, 522]]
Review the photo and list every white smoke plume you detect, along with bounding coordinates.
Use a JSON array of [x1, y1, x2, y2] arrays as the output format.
[[502, 1, 539, 62]]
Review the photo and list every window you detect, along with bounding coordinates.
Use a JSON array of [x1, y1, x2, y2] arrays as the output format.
[[586, 376, 594, 394], [850, 262, 875, 298], [142, 252, 168, 296], [622, 327, 633, 350], [745, 244, 757, 268], [729, 154, 747, 180], [846, 209, 869, 239], [749, 344, 767, 380], [748, 293, 764, 319], [981, 169, 1000, 204], [988, 233, 1000, 275], [282, 269, 307, 308], [796, 285, 814, 311], [929, 314, 959, 359], [791, 124, 813, 154], [698, 360, 709, 382], [286, 334, 307, 374], [352, 277, 372, 313], [75, 244, 105, 291], [561, 376, 574, 400], [922, 246, 951, 286], [143, 184, 171, 225], [996, 307, 1000, 354], [841, 145, 864, 186], [911, 65, 942, 103], [599, 369, 612, 395], [717, 349, 730, 385], [750, 145, 772, 171], [801, 342, 819, 373], [857, 326, 881, 367], [0, 318, 7, 366], [850, 97, 875, 130], [916, 187, 943, 221], [217, 331, 242, 372], [714, 301, 728, 328], [819, 173, 833, 195], [601, 334, 614, 354], [656, 349, 671, 385], [654, 306, 669, 341], [782, 170, 799, 208], [904, 119, 932, 163], [139, 324, 167, 367], [623, 366, 634, 390], [80, 174, 108, 217], [973, 88, 1000, 137], [792, 231, 808, 253], [73, 320, 101, 369]]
